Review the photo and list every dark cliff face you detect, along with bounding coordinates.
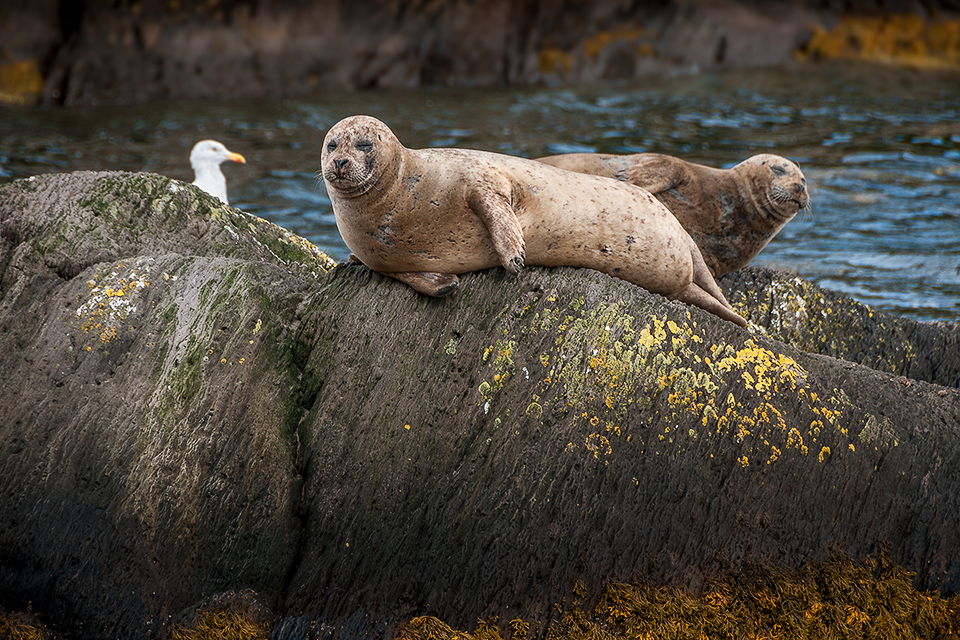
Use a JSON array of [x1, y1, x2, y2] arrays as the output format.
[[1, 171, 959, 639], [0, 0, 958, 105]]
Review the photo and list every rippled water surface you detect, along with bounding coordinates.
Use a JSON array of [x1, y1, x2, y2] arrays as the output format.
[[2, 65, 958, 322]]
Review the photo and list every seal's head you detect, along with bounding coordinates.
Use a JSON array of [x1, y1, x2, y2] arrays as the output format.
[[321, 115, 403, 198], [737, 154, 810, 221]]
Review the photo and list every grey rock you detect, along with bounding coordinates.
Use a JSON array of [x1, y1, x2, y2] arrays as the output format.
[[1, 171, 958, 639]]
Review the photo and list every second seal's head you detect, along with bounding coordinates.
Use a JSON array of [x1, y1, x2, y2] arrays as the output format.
[[739, 154, 810, 221], [321, 115, 402, 198]]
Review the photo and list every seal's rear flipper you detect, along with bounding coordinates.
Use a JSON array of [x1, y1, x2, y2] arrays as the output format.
[[670, 283, 748, 327], [389, 271, 460, 297], [688, 238, 734, 309]]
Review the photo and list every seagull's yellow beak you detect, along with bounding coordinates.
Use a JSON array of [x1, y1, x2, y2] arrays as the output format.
[[228, 152, 246, 164]]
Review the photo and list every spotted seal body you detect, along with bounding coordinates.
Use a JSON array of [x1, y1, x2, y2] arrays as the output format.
[[322, 116, 746, 326], [537, 152, 809, 276]]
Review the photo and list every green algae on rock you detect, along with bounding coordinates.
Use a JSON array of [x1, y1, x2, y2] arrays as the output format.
[[1, 171, 335, 284]]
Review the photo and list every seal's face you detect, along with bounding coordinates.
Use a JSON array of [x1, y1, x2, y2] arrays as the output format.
[[321, 115, 400, 198], [749, 154, 810, 220]]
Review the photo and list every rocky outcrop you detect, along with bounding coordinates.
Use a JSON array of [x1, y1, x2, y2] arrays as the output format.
[[0, 171, 332, 636], [1, 171, 958, 639], [3, 0, 959, 106], [721, 268, 960, 388]]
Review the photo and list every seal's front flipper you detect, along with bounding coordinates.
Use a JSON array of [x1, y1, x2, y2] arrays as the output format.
[[390, 271, 460, 297], [466, 181, 526, 274], [669, 283, 747, 327], [622, 155, 683, 194]]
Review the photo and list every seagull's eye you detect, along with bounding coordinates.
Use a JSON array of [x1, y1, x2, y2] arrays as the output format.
[[327, 140, 338, 152], [356, 140, 373, 152], [771, 165, 787, 176]]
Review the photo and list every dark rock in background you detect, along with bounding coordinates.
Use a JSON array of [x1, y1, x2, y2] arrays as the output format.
[[0, 0, 956, 105]]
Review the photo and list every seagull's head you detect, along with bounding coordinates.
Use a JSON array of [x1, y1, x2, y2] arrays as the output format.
[[190, 139, 246, 170]]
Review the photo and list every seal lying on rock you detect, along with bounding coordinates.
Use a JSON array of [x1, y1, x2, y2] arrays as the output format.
[[537, 153, 809, 277], [321, 115, 747, 326]]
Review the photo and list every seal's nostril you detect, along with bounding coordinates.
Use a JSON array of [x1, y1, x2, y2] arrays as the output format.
[[334, 159, 349, 170]]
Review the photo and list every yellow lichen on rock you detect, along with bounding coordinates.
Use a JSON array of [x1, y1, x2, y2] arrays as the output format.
[[277, 229, 338, 271], [537, 46, 573, 74], [582, 24, 651, 59], [797, 14, 960, 69], [476, 293, 848, 467], [537, 20, 651, 78], [76, 258, 153, 343], [705, 340, 846, 464], [397, 553, 960, 640], [0, 56, 43, 106]]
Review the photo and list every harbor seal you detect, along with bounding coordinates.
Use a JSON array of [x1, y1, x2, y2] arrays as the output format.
[[321, 116, 747, 326], [537, 153, 809, 277]]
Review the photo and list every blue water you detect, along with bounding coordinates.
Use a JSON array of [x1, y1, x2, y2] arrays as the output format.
[[2, 64, 958, 322]]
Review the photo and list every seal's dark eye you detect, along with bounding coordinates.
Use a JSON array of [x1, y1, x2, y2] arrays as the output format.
[[327, 141, 338, 152], [356, 140, 373, 152], [771, 165, 787, 176]]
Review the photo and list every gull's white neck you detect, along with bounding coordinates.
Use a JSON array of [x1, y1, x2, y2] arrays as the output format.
[[192, 164, 228, 204]]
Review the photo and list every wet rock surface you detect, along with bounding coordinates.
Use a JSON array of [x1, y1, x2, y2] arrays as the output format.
[[1, 171, 958, 639]]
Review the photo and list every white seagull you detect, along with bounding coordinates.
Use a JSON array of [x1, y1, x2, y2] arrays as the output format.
[[190, 139, 246, 205]]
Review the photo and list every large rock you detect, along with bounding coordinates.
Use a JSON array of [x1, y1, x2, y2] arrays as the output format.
[[1, 0, 831, 105], [0, 171, 331, 635], [7, 0, 960, 105], [0, 171, 958, 639]]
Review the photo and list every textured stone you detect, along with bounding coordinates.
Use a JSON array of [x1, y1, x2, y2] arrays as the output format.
[[0, 171, 957, 639]]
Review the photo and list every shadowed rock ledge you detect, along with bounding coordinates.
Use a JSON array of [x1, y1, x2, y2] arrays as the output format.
[[0, 171, 958, 639]]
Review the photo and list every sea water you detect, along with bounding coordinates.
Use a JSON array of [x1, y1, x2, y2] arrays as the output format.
[[2, 64, 958, 322]]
